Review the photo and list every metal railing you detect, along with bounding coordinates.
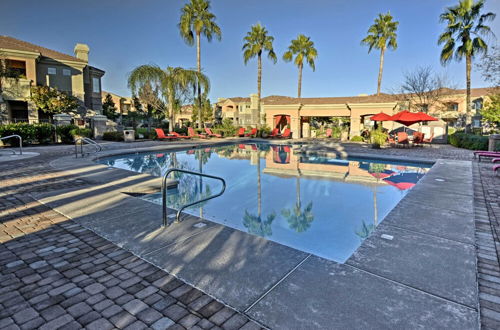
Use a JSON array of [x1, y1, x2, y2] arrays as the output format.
[[74, 137, 102, 158], [0, 135, 22, 155], [162, 168, 226, 227]]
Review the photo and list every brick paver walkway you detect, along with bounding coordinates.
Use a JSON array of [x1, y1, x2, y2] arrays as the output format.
[[475, 161, 500, 329], [0, 144, 262, 330]]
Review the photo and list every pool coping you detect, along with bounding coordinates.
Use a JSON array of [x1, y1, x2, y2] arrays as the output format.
[[37, 140, 479, 329]]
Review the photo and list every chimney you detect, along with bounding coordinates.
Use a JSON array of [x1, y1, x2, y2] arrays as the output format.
[[74, 43, 89, 62]]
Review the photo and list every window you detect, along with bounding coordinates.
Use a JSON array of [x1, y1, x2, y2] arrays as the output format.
[[48, 67, 56, 75], [399, 103, 409, 111], [473, 119, 481, 127], [92, 77, 100, 93], [7, 60, 27, 77], [446, 102, 458, 111], [419, 104, 429, 112], [472, 98, 483, 110], [63, 69, 71, 76]]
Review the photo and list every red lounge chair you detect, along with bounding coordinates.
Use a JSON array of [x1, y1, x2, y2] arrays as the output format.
[[155, 128, 177, 140], [280, 128, 292, 139], [188, 127, 208, 139], [269, 128, 280, 138], [423, 133, 434, 145], [397, 132, 409, 147], [236, 127, 246, 137], [170, 131, 190, 139], [326, 128, 332, 138], [283, 145, 291, 153], [238, 144, 246, 149], [245, 128, 258, 137], [205, 128, 222, 138], [251, 144, 258, 151], [474, 151, 500, 161], [186, 149, 195, 154]]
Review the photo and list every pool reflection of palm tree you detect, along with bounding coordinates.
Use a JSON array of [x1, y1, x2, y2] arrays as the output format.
[[281, 160, 315, 233], [243, 146, 277, 237], [355, 220, 375, 240]]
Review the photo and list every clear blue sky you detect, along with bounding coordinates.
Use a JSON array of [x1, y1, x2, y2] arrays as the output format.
[[1, 0, 499, 100]]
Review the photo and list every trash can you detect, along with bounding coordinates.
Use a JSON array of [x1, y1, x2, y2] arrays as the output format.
[[488, 134, 500, 151], [123, 130, 135, 142]]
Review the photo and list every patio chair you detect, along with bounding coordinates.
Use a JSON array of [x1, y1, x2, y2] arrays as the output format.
[[413, 132, 424, 146], [326, 128, 332, 138], [474, 151, 500, 161], [269, 128, 280, 138], [280, 128, 292, 139], [245, 128, 258, 137], [236, 127, 246, 137], [205, 128, 222, 138], [388, 135, 396, 146], [169, 131, 190, 139], [423, 133, 434, 146], [155, 128, 177, 140], [188, 127, 208, 139], [397, 132, 409, 147]]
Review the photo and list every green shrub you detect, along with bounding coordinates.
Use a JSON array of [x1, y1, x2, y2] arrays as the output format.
[[350, 135, 364, 142], [135, 127, 155, 139], [448, 132, 489, 150], [0, 123, 55, 145], [56, 124, 78, 144], [214, 118, 237, 136], [69, 127, 91, 139], [371, 129, 388, 147], [103, 131, 124, 141]]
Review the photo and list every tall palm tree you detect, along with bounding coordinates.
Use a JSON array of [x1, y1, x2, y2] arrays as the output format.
[[179, 0, 221, 128], [361, 12, 399, 96], [128, 65, 209, 132], [438, 0, 496, 131], [242, 23, 277, 124], [283, 34, 318, 99]]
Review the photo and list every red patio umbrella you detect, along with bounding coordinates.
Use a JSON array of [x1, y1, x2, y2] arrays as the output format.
[[370, 112, 392, 121], [389, 110, 438, 132]]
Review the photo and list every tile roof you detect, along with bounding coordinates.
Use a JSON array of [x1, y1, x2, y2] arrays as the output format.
[[0, 35, 86, 63]]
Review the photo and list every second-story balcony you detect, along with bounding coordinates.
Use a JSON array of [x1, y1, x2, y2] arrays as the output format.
[[1, 77, 33, 101]]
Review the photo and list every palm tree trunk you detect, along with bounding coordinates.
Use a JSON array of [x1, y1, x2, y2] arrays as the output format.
[[296, 176, 301, 210], [196, 31, 202, 129], [257, 53, 262, 124], [168, 95, 175, 133], [377, 48, 385, 96], [465, 55, 472, 133], [297, 63, 303, 99]]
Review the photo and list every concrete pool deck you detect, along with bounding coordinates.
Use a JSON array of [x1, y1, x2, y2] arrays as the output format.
[[3, 140, 499, 329], [22, 141, 478, 329]]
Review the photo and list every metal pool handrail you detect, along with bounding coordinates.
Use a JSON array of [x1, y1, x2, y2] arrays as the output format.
[[162, 168, 226, 227], [75, 137, 102, 158], [0, 135, 22, 155]]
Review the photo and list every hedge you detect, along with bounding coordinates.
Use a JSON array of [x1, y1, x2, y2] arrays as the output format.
[[0, 123, 54, 145], [55, 125, 79, 144], [103, 131, 124, 141], [448, 132, 490, 151]]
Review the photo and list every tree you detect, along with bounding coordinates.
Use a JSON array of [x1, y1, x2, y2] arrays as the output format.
[[361, 12, 399, 96], [128, 65, 209, 132], [102, 93, 117, 119], [179, 0, 221, 128], [481, 93, 500, 128], [395, 66, 457, 112], [30, 85, 79, 115], [438, 0, 496, 132], [191, 97, 213, 124], [242, 23, 277, 125], [283, 34, 318, 99], [478, 44, 500, 87]]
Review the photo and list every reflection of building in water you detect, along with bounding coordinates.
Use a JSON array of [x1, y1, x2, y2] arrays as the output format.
[[217, 144, 427, 188]]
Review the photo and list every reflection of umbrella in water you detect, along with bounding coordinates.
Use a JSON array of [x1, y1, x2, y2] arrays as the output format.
[[383, 172, 424, 190], [369, 169, 395, 180]]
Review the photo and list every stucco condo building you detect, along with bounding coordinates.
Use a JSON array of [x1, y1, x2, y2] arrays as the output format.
[[0, 36, 104, 124], [217, 88, 490, 140]]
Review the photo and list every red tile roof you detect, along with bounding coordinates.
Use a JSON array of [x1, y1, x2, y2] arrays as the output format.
[[0, 35, 86, 63]]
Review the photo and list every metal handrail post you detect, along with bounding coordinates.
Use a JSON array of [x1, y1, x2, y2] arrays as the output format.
[[0, 135, 22, 155], [161, 168, 226, 228]]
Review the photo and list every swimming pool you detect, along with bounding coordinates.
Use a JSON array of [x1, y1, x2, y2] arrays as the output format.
[[98, 143, 431, 262]]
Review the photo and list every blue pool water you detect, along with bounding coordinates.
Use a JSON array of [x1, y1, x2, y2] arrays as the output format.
[[98, 143, 431, 262]]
